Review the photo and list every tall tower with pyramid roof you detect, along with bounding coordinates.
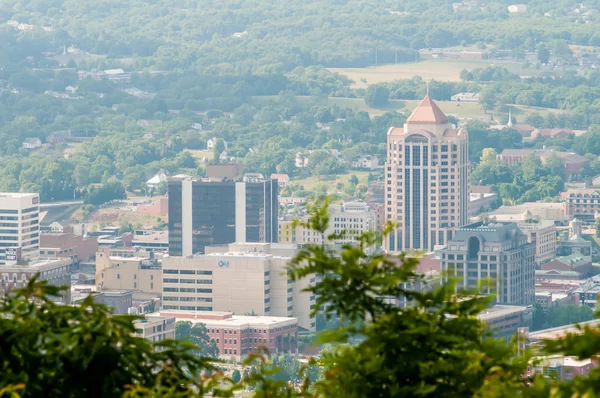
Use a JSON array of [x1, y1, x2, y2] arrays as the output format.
[[384, 95, 470, 251]]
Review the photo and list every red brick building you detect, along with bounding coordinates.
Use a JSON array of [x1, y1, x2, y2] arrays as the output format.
[[40, 226, 98, 263], [149, 310, 298, 359]]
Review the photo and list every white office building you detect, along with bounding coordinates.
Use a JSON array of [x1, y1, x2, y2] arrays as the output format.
[[0, 193, 40, 264]]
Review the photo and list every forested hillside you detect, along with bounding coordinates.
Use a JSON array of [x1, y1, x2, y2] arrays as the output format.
[[1, 0, 600, 71]]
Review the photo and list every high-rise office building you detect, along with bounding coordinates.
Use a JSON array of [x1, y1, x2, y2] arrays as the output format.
[[440, 221, 536, 305], [0, 193, 40, 264], [168, 177, 278, 256], [385, 95, 469, 251]]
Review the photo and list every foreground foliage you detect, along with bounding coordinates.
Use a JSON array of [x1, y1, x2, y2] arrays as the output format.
[[5, 202, 600, 396]]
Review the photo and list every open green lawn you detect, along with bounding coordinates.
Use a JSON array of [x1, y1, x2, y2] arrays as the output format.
[[507, 104, 570, 119], [188, 149, 214, 161], [292, 171, 373, 193], [329, 59, 541, 87]]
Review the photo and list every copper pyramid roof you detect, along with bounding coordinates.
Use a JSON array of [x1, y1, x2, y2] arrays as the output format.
[[406, 95, 448, 124]]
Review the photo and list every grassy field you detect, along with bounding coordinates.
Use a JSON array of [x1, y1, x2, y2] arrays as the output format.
[[507, 104, 570, 119], [292, 171, 372, 193], [329, 59, 540, 87], [277, 96, 488, 119], [188, 149, 214, 161]]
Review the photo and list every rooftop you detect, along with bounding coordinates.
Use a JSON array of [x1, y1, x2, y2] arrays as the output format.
[[528, 319, 600, 341], [148, 310, 297, 328], [406, 95, 449, 124], [478, 305, 528, 321]]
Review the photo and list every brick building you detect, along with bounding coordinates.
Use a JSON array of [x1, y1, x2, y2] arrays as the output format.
[[148, 310, 298, 359]]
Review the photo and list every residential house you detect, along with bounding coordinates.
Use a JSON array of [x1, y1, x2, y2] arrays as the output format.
[[295, 151, 311, 168], [450, 92, 480, 102], [270, 174, 290, 187], [47, 130, 72, 145], [22, 138, 42, 149], [510, 124, 536, 138], [206, 137, 228, 151], [531, 128, 575, 140], [146, 170, 168, 190], [351, 154, 379, 170]]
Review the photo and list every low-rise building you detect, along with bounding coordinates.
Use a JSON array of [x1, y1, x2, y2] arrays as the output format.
[[279, 201, 378, 252], [136, 197, 168, 217], [161, 242, 316, 332], [479, 305, 532, 342], [0, 258, 72, 301], [22, 138, 42, 149], [498, 149, 589, 178], [517, 220, 557, 265], [96, 248, 162, 295], [573, 274, 600, 307], [486, 203, 569, 223], [526, 355, 594, 380], [469, 192, 498, 217], [541, 249, 594, 278], [134, 315, 176, 344], [149, 310, 298, 359], [561, 189, 600, 221], [450, 92, 480, 102], [270, 174, 290, 187], [131, 230, 169, 252], [40, 226, 98, 263], [351, 155, 379, 170]]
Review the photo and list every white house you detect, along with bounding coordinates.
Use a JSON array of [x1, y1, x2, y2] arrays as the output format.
[[270, 174, 291, 186], [450, 92, 480, 102], [206, 137, 228, 151], [22, 138, 42, 149], [508, 4, 527, 13], [351, 155, 379, 170], [147, 170, 168, 189], [295, 151, 311, 168]]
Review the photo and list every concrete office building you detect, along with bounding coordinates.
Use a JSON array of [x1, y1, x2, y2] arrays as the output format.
[[134, 315, 176, 345], [168, 177, 278, 256], [441, 221, 536, 305], [149, 310, 298, 359], [385, 95, 469, 251], [516, 219, 557, 265], [0, 193, 40, 264], [279, 200, 378, 251], [161, 242, 315, 332], [0, 258, 71, 301], [96, 248, 163, 295]]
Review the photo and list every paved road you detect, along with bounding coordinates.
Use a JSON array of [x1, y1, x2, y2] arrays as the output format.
[[39, 200, 84, 209]]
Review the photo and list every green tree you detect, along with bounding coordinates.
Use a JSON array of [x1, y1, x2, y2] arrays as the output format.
[[288, 199, 532, 397], [213, 139, 226, 163], [175, 321, 220, 358], [349, 175, 359, 185], [0, 278, 222, 397], [364, 85, 390, 108], [232, 369, 241, 383], [536, 43, 550, 64]]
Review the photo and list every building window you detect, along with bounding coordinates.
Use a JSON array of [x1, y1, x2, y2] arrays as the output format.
[[117, 274, 120, 279]]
